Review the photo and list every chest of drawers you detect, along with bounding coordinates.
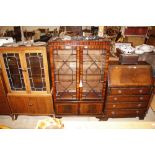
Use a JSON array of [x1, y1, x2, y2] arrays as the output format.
[[104, 62, 153, 120]]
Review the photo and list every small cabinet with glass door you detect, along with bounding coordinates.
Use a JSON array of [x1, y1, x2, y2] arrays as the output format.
[[0, 46, 54, 119]]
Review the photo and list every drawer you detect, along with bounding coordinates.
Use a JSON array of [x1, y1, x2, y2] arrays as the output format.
[[106, 102, 148, 109], [109, 87, 151, 95], [80, 103, 103, 115], [55, 103, 78, 115], [107, 95, 150, 102], [105, 109, 146, 118]]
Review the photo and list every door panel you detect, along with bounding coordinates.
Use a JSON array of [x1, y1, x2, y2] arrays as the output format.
[[80, 103, 103, 115], [2, 53, 26, 91], [25, 52, 47, 91], [82, 49, 106, 100], [53, 49, 77, 100], [55, 103, 78, 115], [8, 95, 29, 113], [28, 96, 53, 114]]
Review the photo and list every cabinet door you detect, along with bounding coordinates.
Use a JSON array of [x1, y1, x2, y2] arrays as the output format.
[[8, 95, 29, 114], [81, 49, 107, 100], [24, 51, 50, 92], [52, 49, 77, 100], [1, 53, 26, 92], [28, 96, 53, 114]]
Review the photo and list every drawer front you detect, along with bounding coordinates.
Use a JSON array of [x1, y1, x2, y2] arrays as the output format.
[[109, 87, 151, 95], [105, 109, 146, 118], [55, 103, 78, 115], [107, 95, 150, 102], [80, 103, 102, 115], [106, 102, 148, 109]]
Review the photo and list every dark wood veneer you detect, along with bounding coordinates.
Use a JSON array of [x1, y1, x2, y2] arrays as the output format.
[[48, 40, 111, 116], [104, 62, 153, 120]]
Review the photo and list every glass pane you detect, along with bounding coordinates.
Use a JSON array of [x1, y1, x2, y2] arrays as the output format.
[[25, 53, 46, 91], [82, 49, 106, 100], [3, 53, 26, 91], [53, 49, 76, 100]]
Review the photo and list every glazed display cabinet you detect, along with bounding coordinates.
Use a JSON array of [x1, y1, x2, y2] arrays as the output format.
[[0, 46, 54, 119], [48, 40, 111, 117]]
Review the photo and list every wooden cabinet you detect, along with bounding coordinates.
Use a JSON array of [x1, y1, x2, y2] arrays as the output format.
[[0, 46, 54, 118], [104, 62, 153, 120], [0, 68, 11, 115], [8, 94, 53, 115], [48, 40, 111, 116]]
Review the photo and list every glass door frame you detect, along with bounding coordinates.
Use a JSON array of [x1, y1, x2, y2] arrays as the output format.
[[79, 45, 110, 101], [50, 42, 110, 102], [50, 46, 80, 101], [0, 47, 50, 94]]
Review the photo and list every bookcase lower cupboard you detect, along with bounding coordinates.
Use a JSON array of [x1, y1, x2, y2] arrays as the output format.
[[0, 46, 54, 119]]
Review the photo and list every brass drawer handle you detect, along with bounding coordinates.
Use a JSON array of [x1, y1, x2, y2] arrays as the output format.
[[138, 104, 142, 107], [139, 89, 143, 93], [29, 104, 33, 106], [111, 111, 115, 115], [114, 97, 118, 101], [136, 110, 139, 114], [65, 45, 71, 49], [118, 90, 122, 94], [139, 97, 144, 100], [112, 104, 116, 108]]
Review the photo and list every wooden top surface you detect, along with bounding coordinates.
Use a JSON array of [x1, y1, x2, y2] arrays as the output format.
[[0, 46, 46, 52], [48, 40, 111, 47]]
